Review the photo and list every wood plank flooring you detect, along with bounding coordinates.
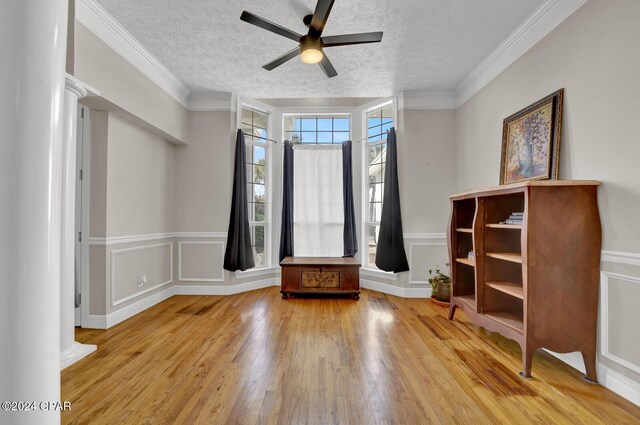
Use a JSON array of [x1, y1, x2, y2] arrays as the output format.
[[62, 288, 640, 424]]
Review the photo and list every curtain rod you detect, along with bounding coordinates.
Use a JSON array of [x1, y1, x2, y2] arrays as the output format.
[[242, 132, 278, 144]]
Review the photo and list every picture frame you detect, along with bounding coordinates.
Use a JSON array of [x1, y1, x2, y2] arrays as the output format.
[[499, 89, 564, 185]]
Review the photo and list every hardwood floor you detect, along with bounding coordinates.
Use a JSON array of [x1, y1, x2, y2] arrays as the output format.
[[62, 288, 640, 424]]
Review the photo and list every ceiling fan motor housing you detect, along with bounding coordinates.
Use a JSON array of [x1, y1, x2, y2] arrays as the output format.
[[300, 35, 323, 64]]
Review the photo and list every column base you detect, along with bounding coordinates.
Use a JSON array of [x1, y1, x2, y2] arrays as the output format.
[[60, 342, 97, 370]]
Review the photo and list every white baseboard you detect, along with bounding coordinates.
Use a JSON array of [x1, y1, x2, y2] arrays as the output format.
[[60, 342, 97, 370], [174, 279, 279, 296], [544, 350, 640, 406], [85, 286, 175, 329], [360, 279, 432, 298]]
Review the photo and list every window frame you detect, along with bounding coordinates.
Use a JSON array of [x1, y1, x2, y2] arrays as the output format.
[[360, 99, 396, 270], [238, 102, 272, 270], [282, 112, 353, 145]]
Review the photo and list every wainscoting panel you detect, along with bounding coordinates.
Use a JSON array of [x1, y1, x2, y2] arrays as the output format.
[[601, 271, 640, 375], [178, 240, 225, 282], [111, 242, 173, 306], [405, 233, 448, 285]]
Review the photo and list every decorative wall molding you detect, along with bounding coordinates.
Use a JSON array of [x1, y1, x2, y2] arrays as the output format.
[[76, 0, 191, 107], [399, 91, 457, 110], [175, 278, 279, 296], [361, 279, 432, 298], [111, 242, 173, 306], [178, 241, 225, 282], [89, 232, 227, 245], [600, 271, 640, 375], [188, 92, 234, 112], [408, 241, 448, 285], [455, 0, 589, 107], [602, 250, 640, 267]]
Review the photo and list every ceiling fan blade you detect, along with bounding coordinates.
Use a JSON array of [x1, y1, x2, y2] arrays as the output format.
[[322, 32, 383, 47], [240, 11, 302, 42], [319, 54, 337, 78], [309, 0, 335, 36], [263, 47, 300, 71]]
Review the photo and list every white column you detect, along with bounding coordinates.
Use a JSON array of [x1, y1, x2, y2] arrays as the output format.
[[0, 0, 68, 424], [60, 76, 96, 370]]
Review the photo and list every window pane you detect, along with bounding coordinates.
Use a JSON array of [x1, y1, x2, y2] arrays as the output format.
[[252, 225, 265, 267], [253, 111, 267, 129], [368, 201, 383, 222], [241, 108, 253, 126], [253, 164, 265, 184], [381, 105, 393, 124], [368, 126, 382, 138], [283, 116, 299, 132], [368, 145, 385, 165], [301, 118, 316, 131], [254, 202, 265, 221], [254, 183, 265, 202], [246, 145, 255, 163], [368, 182, 384, 204], [317, 118, 332, 131], [334, 118, 350, 131], [286, 131, 300, 143], [241, 124, 253, 137], [253, 146, 265, 162], [381, 122, 393, 134], [317, 132, 332, 143], [301, 132, 317, 143], [367, 224, 380, 267], [334, 131, 350, 143], [246, 164, 253, 183]]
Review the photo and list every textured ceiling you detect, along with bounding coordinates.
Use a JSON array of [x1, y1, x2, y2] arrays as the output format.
[[95, 0, 543, 98]]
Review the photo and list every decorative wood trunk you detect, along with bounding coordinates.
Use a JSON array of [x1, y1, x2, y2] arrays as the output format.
[[280, 257, 361, 299], [447, 180, 602, 382]]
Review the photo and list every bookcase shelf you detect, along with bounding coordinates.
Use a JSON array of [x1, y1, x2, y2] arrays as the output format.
[[485, 252, 522, 264], [447, 180, 602, 382], [486, 281, 523, 299], [485, 311, 524, 333], [486, 223, 522, 230], [455, 258, 475, 267]]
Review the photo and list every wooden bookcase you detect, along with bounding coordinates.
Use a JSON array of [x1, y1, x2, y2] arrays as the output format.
[[447, 180, 602, 381]]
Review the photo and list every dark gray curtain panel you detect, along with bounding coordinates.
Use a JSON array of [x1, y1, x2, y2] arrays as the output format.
[[224, 130, 255, 272], [375, 127, 409, 272], [342, 140, 358, 257], [278, 141, 294, 262]]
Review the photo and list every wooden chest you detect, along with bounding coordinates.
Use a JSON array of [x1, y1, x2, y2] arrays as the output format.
[[280, 257, 361, 299]]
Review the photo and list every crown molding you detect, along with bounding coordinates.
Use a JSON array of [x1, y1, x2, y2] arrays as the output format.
[[76, 0, 191, 108], [398, 91, 457, 110], [455, 0, 588, 107], [188, 92, 234, 112]]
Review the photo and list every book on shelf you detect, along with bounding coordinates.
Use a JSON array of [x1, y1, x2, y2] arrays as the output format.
[[500, 211, 524, 225], [468, 251, 475, 259]]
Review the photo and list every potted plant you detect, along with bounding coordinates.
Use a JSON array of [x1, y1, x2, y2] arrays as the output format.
[[428, 266, 451, 305]]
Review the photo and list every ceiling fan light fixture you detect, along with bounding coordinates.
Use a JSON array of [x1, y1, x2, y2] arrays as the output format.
[[300, 36, 323, 64]]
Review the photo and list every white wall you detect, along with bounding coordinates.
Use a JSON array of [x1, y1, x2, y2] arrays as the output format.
[[456, 0, 640, 396]]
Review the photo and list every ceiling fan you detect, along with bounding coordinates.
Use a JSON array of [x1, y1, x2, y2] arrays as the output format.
[[240, 0, 383, 78]]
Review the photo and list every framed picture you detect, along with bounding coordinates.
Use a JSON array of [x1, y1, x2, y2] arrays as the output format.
[[499, 89, 564, 185]]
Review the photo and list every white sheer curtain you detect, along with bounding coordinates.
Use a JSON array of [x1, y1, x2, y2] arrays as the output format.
[[293, 146, 344, 257]]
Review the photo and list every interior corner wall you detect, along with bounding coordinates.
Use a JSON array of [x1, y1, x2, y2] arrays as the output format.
[[455, 0, 640, 393]]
